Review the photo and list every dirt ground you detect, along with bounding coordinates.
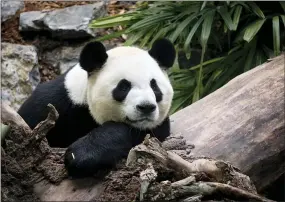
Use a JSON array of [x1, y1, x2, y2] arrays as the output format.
[[95, 160, 142, 201]]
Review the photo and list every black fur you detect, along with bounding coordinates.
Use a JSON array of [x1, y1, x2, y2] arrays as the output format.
[[18, 72, 98, 147], [150, 79, 163, 102], [64, 118, 170, 177], [112, 79, 132, 102], [149, 38, 176, 68], [79, 41, 108, 73]]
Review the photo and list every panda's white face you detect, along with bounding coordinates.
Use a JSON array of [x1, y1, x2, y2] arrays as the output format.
[[86, 47, 173, 129]]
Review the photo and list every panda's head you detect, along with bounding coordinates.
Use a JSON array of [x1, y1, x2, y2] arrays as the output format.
[[66, 39, 175, 129]]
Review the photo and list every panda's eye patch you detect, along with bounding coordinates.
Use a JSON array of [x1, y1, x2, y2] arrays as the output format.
[[118, 79, 131, 91], [150, 79, 163, 102], [112, 79, 131, 102]]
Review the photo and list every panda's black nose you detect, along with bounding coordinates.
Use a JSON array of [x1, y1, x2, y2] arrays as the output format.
[[136, 103, 156, 114]]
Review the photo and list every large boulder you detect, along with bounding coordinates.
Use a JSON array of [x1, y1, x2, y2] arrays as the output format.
[[1, 43, 40, 111], [19, 2, 106, 39], [1, 1, 24, 22]]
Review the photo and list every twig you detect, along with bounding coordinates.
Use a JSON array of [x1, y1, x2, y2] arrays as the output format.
[[175, 182, 274, 202], [171, 176, 196, 187], [167, 151, 223, 180], [1, 123, 10, 141], [180, 195, 202, 202], [1, 102, 32, 135], [30, 104, 59, 143], [128, 136, 225, 182], [140, 163, 157, 201]]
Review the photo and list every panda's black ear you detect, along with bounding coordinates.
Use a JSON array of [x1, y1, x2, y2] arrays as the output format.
[[149, 38, 176, 68], [79, 41, 108, 72]]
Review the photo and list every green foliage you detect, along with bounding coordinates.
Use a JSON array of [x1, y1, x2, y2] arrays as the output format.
[[90, 1, 285, 113]]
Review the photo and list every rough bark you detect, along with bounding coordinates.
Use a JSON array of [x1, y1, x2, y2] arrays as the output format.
[[1, 103, 67, 201], [170, 54, 285, 192]]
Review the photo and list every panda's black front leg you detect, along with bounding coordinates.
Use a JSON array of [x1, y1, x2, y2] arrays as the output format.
[[150, 117, 171, 142], [64, 122, 134, 177]]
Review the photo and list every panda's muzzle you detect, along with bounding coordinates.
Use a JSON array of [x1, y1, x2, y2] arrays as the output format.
[[136, 103, 156, 114], [126, 117, 153, 123]]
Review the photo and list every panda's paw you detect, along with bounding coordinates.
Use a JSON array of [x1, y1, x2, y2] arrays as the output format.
[[64, 147, 77, 172], [64, 144, 87, 177], [64, 122, 135, 177], [64, 137, 100, 177]]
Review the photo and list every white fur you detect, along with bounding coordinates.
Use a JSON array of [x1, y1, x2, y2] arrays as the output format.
[[64, 64, 88, 105], [87, 46, 174, 129]]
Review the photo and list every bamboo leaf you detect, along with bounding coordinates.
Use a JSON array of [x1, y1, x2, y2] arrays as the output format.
[[262, 45, 274, 58], [230, 2, 250, 10], [233, 26, 247, 44], [195, 9, 215, 101], [170, 92, 193, 114], [150, 24, 176, 44], [200, 1, 207, 11], [232, 5, 242, 30], [244, 39, 257, 71], [280, 2, 285, 12], [170, 14, 197, 42], [224, 22, 228, 33], [281, 15, 285, 27], [129, 13, 174, 32], [90, 15, 134, 28], [201, 10, 215, 51], [203, 68, 223, 93], [243, 19, 266, 42], [139, 25, 159, 47], [272, 16, 280, 56], [247, 2, 265, 19], [254, 50, 267, 67], [217, 6, 235, 30], [184, 17, 204, 50], [209, 53, 245, 93], [95, 30, 126, 41], [192, 86, 200, 103], [189, 56, 224, 70], [124, 30, 145, 46], [228, 44, 242, 55]]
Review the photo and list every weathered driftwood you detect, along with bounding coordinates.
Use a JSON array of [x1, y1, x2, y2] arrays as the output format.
[[127, 135, 273, 202], [170, 54, 285, 192]]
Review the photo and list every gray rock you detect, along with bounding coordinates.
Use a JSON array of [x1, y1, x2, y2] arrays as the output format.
[[19, 2, 106, 39], [19, 11, 47, 31], [42, 42, 87, 74], [1, 0, 24, 22], [1, 43, 40, 111], [42, 40, 121, 74]]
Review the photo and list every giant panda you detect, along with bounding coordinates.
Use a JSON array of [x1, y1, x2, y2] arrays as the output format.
[[18, 38, 176, 177]]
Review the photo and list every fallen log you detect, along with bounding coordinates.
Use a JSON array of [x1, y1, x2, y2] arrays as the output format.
[[170, 54, 285, 193], [1, 54, 284, 201]]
